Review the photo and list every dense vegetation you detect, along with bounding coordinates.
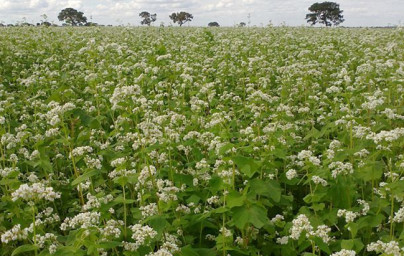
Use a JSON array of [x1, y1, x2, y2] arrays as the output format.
[[0, 27, 404, 256]]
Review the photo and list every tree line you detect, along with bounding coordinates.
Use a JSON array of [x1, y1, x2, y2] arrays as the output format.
[[1, 2, 345, 28]]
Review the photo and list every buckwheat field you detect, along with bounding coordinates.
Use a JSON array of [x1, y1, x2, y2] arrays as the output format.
[[0, 27, 404, 256]]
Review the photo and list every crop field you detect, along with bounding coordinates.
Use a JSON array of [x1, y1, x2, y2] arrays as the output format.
[[0, 27, 404, 256]]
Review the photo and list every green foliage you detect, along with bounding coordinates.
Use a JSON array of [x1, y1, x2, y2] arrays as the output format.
[[0, 26, 403, 256], [306, 2, 344, 26], [57, 8, 87, 26], [169, 12, 193, 26]]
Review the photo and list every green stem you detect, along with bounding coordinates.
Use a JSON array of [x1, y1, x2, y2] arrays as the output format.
[[123, 185, 127, 240], [32, 205, 38, 256]]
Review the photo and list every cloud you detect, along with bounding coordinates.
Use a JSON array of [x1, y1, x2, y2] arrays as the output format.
[[0, 0, 403, 26]]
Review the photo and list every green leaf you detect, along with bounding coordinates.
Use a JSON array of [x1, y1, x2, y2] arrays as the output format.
[[355, 162, 383, 182], [97, 241, 122, 249], [71, 169, 99, 186], [341, 239, 364, 252], [232, 156, 260, 178], [39, 158, 53, 173], [218, 143, 235, 155], [193, 248, 216, 256], [12, 244, 39, 256], [53, 246, 85, 256], [249, 178, 281, 202], [341, 239, 354, 250], [232, 204, 269, 229], [347, 222, 358, 238], [147, 215, 169, 234], [226, 191, 246, 208], [303, 127, 320, 140], [313, 237, 331, 254], [113, 196, 136, 204], [181, 245, 200, 256]]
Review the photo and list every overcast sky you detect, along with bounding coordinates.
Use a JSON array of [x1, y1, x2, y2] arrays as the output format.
[[0, 0, 403, 27]]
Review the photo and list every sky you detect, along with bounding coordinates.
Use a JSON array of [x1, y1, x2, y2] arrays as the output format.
[[0, 0, 403, 27]]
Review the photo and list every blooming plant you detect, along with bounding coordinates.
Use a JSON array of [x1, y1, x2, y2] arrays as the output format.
[[0, 26, 404, 255]]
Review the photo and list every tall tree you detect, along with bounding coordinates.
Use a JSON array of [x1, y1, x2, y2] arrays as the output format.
[[58, 8, 87, 26], [169, 12, 193, 26], [208, 22, 220, 27], [306, 2, 344, 27], [139, 11, 157, 26], [239, 22, 246, 27]]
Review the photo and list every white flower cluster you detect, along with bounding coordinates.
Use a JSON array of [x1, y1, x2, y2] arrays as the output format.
[[34, 233, 57, 248], [367, 240, 402, 256], [289, 214, 312, 240], [11, 183, 61, 202], [366, 128, 404, 144], [35, 207, 60, 226], [123, 224, 157, 251], [82, 194, 101, 211], [286, 169, 297, 180], [108, 168, 136, 179], [393, 206, 404, 223], [330, 249, 356, 256], [0, 167, 19, 178], [156, 179, 180, 202], [337, 199, 369, 223], [361, 92, 385, 110], [297, 150, 321, 166], [220, 227, 232, 237], [329, 161, 353, 179], [138, 165, 157, 186], [84, 156, 102, 170], [358, 199, 370, 215], [207, 195, 220, 205], [160, 233, 180, 254], [45, 101, 76, 126], [71, 146, 93, 157], [110, 157, 126, 167], [60, 212, 100, 230], [45, 128, 60, 138], [139, 203, 158, 219], [289, 214, 332, 244], [337, 209, 359, 223], [270, 214, 284, 223], [110, 85, 141, 110], [146, 249, 172, 256], [0, 224, 29, 244], [100, 219, 123, 238], [312, 176, 328, 186]]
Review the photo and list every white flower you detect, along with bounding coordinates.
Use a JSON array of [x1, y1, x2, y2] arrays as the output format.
[[367, 240, 401, 256], [11, 183, 61, 202], [330, 249, 356, 256], [393, 206, 404, 223], [140, 203, 158, 218], [71, 146, 93, 157], [60, 212, 100, 230], [219, 227, 232, 237], [337, 209, 359, 223], [124, 224, 157, 251], [289, 214, 312, 240], [0, 224, 29, 244], [276, 236, 289, 245], [312, 176, 328, 186], [286, 169, 297, 180]]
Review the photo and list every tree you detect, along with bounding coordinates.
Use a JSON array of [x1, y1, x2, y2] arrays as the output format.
[[139, 11, 157, 26], [306, 2, 344, 27], [169, 12, 193, 26], [208, 22, 220, 27], [239, 22, 246, 27], [58, 8, 87, 26]]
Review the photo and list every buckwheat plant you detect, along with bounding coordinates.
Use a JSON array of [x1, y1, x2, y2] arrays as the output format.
[[0, 26, 403, 255]]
